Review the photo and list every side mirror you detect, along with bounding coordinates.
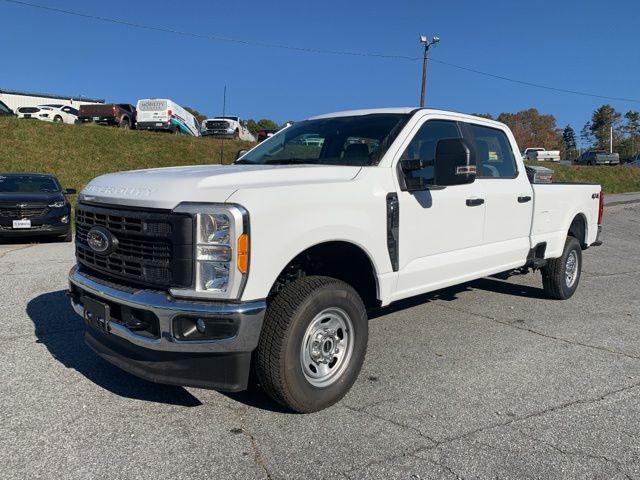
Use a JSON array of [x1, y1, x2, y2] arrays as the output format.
[[235, 149, 248, 160], [64, 188, 77, 195], [433, 138, 476, 186]]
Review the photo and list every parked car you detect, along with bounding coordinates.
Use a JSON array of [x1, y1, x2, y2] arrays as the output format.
[[78, 103, 136, 129], [257, 129, 278, 142], [16, 106, 44, 120], [575, 150, 620, 165], [68, 108, 603, 413], [522, 147, 561, 162], [135, 99, 200, 136], [0, 173, 75, 241], [17, 105, 78, 124], [627, 153, 640, 166], [0, 100, 14, 117], [201, 116, 256, 141], [38, 104, 79, 124]]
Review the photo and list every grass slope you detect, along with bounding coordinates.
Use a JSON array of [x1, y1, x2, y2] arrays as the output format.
[[526, 161, 640, 194], [1, 118, 638, 194], [0, 117, 252, 191]]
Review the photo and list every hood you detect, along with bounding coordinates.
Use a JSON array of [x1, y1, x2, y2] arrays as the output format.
[[0, 192, 64, 204], [80, 164, 361, 209]]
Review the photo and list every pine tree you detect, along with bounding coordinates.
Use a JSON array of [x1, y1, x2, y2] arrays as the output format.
[[562, 125, 577, 159]]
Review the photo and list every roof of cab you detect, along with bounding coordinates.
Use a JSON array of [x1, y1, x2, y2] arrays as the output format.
[[308, 107, 508, 129]]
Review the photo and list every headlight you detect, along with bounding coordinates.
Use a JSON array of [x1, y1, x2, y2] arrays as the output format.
[[48, 201, 65, 208], [170, 203, 249, 300]]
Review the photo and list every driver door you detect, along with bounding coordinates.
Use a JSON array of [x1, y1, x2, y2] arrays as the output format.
[[393, 118, 486, 301]]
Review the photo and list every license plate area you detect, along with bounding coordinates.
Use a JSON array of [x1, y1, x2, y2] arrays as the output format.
[[83, 295, 111, 332], [12, 219, 31, 229]]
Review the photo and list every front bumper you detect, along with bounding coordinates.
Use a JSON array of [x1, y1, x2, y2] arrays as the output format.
[[68, 266, 266, 391], [0, 211, 70, 237], [202, 130, 236, 137]]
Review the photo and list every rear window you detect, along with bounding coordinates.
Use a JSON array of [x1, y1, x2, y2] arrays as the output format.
[[465, 124, 518, 178]]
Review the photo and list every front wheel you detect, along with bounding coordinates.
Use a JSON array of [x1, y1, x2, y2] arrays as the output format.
[[53, 115, 63, 123], [255, 276, 368, 413], [542, 236, 582, 300]]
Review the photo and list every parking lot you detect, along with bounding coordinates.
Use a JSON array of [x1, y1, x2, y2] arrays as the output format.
[[1, 202, 639, 479]]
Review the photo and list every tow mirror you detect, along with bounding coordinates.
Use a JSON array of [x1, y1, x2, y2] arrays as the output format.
[[433, 138, 476, 186], [235, 149, 248, 160], [64, 188, 77, 195]]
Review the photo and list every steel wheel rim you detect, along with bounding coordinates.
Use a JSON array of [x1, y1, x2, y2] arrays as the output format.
[[565, 250, 578, 288], [300, 307, 354, 388]]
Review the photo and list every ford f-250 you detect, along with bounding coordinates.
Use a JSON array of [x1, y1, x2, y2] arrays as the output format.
[[68, 108, 603, 413]]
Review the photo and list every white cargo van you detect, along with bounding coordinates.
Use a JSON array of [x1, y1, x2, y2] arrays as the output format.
[[135, 99, 200, 136]]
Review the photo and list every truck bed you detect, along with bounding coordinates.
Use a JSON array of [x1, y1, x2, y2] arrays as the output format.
[[531, 182, 601, 258]]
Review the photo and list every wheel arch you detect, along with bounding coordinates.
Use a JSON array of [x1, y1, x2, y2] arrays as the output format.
[[268, 240, 380, 308], [567, 212, 588, 249]]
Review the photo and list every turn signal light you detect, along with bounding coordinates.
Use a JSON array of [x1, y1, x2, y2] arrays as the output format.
[[237, 233, 249, 273]]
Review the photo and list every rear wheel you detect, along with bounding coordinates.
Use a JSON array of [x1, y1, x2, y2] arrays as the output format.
[[256, 276, 368, 413], [120, 117, 130, 129], [542, 236, 582, 300], [53, 115, 63, 123]]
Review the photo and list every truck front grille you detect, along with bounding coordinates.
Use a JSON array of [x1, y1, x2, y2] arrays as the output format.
[[205, 120, 229, 130], [0, 203, 48, 219], [75, 203, 194, 290]]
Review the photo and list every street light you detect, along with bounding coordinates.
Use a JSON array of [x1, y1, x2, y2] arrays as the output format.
[[419, 34, 440, 107]]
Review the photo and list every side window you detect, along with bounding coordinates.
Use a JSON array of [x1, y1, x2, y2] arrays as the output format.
[[400, 120, 461, 183], [466, 124, 517, 178]]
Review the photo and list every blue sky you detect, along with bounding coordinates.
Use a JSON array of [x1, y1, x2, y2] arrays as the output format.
[[1, 0, 638, 137]]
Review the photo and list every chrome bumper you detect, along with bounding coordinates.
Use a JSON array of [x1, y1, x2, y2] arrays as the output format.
[[68, 266, 266, 353]]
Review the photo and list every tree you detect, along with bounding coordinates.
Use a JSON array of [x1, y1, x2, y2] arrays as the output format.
[[184, 107, 207, 124], [588, 104, 621, 150], [562, 125, 577, 160], [245, 118, 279, 135], [624, 111, 640, 155], [496, 108, 562, 152]]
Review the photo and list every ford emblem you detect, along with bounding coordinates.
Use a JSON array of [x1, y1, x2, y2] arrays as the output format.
[[86, 226, 117, 255]]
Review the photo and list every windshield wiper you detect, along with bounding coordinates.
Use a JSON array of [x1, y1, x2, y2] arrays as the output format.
[[262, 158, 320, 165]]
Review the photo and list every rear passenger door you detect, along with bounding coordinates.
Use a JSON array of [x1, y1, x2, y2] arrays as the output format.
[[461, 122, 533, 271]]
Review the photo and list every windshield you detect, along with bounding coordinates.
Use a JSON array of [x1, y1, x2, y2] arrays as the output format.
[[0, 175, 60, 193], [237, 114, 409, 166], [0, 100, 11, 114]]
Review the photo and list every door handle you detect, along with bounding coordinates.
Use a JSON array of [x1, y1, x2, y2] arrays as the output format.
[[518, 195, 532, 203], [466, 198, 485, 207]]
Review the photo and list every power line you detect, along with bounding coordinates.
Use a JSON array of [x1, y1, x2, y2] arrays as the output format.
[[2, 0, 639, 104]]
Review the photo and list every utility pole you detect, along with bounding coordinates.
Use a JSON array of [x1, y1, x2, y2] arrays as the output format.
[[419, 34, 439, 107], [610, 125, 613, 154], [219, 85, 227, 164]]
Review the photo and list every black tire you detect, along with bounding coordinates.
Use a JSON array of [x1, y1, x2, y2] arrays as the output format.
[[53, 115, 63, 123], [62, 230, 73, 242], [120, 117, 130, 129], [234, 129, 240, 140], [542, 236, 582, 300], [256, 276, 368, 413]]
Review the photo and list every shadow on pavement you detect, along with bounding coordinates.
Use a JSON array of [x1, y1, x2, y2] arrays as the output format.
[[26, 289, 202, 407]]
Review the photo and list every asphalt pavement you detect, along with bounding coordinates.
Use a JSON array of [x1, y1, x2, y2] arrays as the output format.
[[1, 203, 639, 479]]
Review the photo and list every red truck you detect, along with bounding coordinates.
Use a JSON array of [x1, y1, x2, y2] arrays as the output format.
[[78, 104, 136, 129]]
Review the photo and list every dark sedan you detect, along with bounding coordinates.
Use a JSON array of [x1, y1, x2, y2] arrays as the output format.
[[0, 173, 76, 242]]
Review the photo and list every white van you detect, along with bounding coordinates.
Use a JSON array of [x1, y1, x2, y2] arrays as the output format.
[[136, 99, 201, 137]]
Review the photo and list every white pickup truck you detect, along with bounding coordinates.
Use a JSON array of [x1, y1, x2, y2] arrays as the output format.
[[522, 147, 561, 162], [68, 108, 603, 412]]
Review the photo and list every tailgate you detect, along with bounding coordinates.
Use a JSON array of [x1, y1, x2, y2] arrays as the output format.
[[79, 104, 114, 117]]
